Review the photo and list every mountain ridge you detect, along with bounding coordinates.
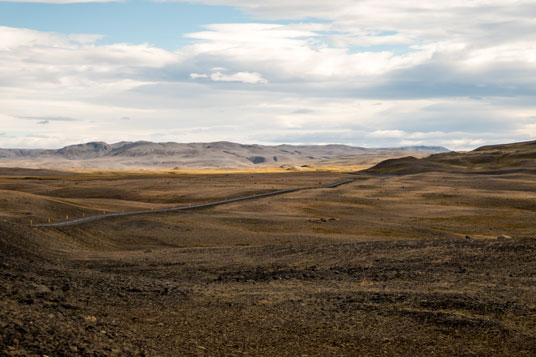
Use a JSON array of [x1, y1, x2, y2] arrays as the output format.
[[0, 140, 449, 170], [366, 140, 536, 175]]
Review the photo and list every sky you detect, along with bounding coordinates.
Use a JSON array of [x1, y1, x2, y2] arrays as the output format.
[[1, 0, 535, 150]]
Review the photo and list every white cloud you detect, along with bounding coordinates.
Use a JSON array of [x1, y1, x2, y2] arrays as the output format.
[[0, 26, 69, 50], [183, 23, 432, 81], [190, 70, 268, 84], [68, 34, 106, 45], [369, 130, 406, 139], [2, 0, 536, 150], [209, 71, 267, 84], [190, 73, 208, 79], [172, 0, 536, 70]]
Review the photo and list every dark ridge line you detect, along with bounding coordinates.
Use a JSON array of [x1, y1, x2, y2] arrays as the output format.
[[34, 179, 355, 228], [360, 168, 536, 176]]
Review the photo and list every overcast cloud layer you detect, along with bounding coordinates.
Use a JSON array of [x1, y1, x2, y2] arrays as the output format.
[[1, 0, 536, 149]]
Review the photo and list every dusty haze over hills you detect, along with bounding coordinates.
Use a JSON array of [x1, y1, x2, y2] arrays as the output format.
[[0, 141, 448, 170]]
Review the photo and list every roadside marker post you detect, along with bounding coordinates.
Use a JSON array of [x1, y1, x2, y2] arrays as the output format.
[[48, 218, 51, 223], [66, 215, 69, 220], [30, 220, 32, 226]]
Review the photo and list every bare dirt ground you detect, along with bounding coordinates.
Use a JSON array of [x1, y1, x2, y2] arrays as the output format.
[[1, 169, 535, 356]]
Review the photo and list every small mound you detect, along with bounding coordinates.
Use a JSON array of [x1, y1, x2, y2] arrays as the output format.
[[365, 156, 450, 175], [472, 139, 536, 152], [366, 140, 536, 175]]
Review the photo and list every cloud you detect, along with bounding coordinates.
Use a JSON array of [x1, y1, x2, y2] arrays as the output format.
[[292, 109, 315, 115], [68, 34, 106, 45], [209, 71, 267, 84], [182, 23, 430, 82], [191, 70, 269, 84], [170, 0, 536, 83], [368, 130, 406, 139], [169, 0, 536, 45], [19, 116, 78, 122], [190, 73, 208, 79], [2, 0, 536, 150]]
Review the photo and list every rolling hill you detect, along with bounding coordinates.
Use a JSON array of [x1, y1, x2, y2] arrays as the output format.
[[366, 140, 536, 175], [0, 141, 448, 170]]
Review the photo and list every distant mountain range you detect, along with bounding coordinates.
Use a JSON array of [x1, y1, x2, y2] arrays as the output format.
[[0, 141, 449, 170]]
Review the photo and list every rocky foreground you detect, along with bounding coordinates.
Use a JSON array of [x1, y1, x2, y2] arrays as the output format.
[[1, 220, 535, 356]]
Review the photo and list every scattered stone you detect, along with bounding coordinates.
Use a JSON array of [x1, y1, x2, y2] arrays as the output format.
[[144, 249, 152, 254], [465, 235, 474, 240], [497, 234, 512, 240], [85, 316, 97, 323], [60, 302, 79, 310], [310, 218, 328, 223], [33, 284, 51, 295]]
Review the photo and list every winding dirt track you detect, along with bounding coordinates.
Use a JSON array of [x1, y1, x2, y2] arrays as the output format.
[[34, 179, 355, 228]]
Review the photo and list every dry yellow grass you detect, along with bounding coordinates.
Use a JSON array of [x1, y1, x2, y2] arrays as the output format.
[[71, 166, 368, 175], [1, 166, 535, 356]]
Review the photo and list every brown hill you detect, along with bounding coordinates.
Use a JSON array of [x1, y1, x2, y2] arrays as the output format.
[[0, 141, 448, 170], [366, 140, 536, 175]]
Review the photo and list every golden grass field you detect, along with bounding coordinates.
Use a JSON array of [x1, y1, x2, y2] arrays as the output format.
[[1, 157, 535, 355]]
